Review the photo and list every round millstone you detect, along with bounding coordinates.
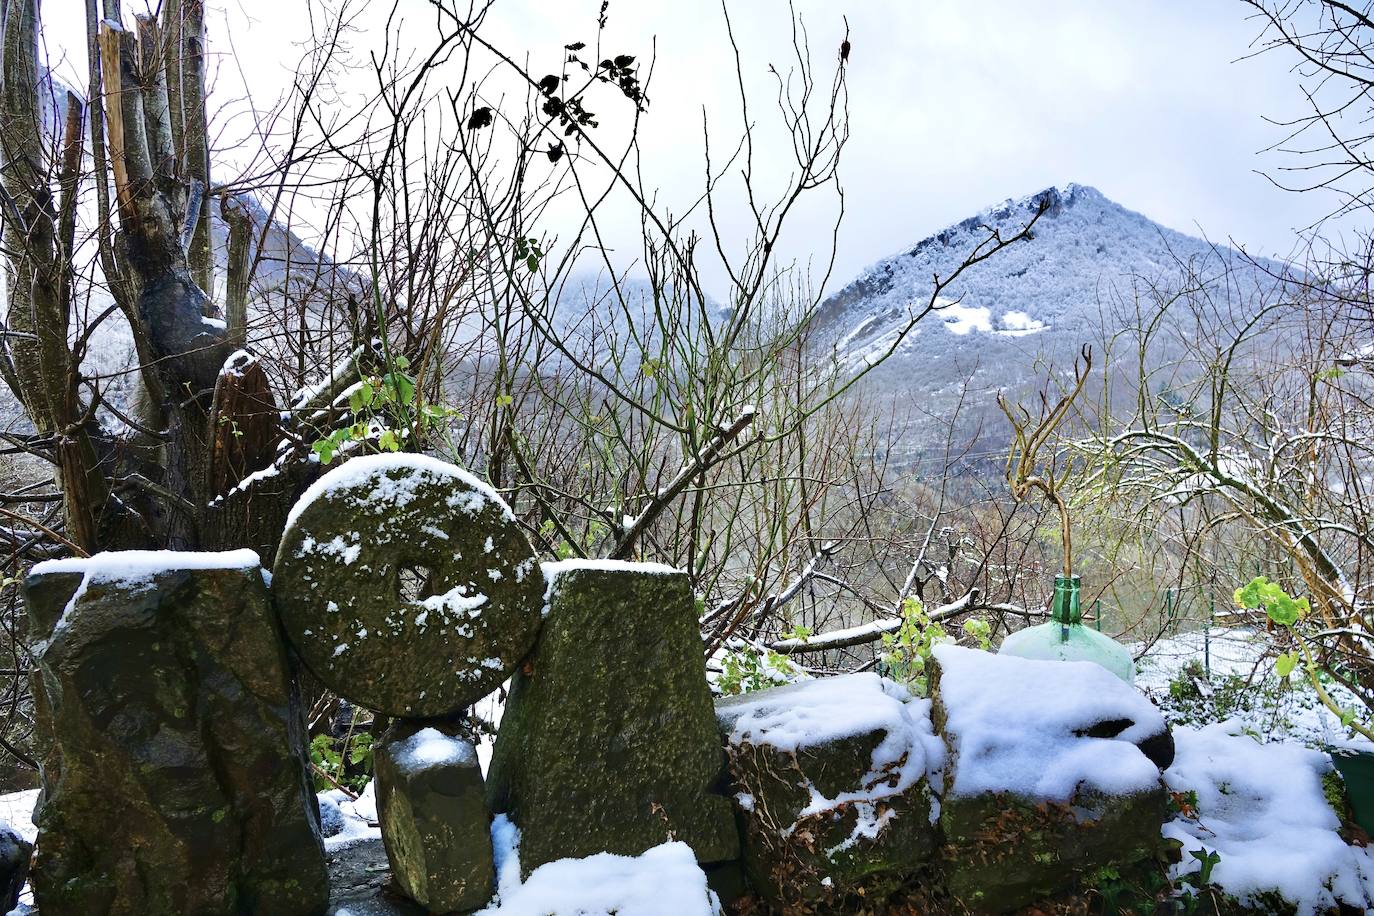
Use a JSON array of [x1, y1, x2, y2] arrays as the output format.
[[274, 453, 545, 717]]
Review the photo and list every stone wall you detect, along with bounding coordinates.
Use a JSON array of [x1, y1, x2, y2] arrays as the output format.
[[18, 453, 1362, 915]]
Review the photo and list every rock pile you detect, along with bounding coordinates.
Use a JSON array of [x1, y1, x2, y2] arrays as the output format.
[[22, 452, 1261, 915]]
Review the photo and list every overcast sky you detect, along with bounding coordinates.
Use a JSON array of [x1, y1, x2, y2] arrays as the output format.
[[40, 1, 1369, 296]]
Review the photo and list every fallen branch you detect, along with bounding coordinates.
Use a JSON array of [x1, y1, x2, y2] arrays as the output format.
[[770, 589, 980, 655]]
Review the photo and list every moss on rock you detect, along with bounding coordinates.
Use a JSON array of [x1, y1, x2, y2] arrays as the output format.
[[486, 563, 737, 875], [715, 679, 939, 912], [273, 456, 545, 717], [24, 557, 328, 916]]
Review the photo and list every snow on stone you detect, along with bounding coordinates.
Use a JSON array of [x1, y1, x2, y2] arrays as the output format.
[[540, 558, 681, 616], [323, 783, 381, 852], [32, 548, 261, 583], [393, 728, 476, 773], [934, 645, 1164, 802], [717, 672, 944, 819], [284, 452, 514, 532], [31, 549, 262, 649], [296, 534, 362, 565], [418, 584, 488, 616], [1164, 722, 1374, 914], [541, 558, 681, 580], [477, 815, 719, 915]]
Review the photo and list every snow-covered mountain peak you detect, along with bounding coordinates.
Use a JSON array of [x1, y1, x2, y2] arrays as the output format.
[[812, 184, 1292, 465]]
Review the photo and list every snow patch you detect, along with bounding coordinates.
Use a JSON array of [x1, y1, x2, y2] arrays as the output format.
[[934, 645, 1164, 802], [1164, 722, 1374, 914], [284, 453, 514, 532], [477, 815, 719, 915]]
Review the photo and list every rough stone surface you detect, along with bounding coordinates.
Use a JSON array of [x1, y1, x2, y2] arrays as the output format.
[[938, 788, 1170, 914], [326, 837, 425, 915], [374, 719, 493, 913], [716, 679, 939, 911], [485, 562, 738, 875], [24, 553, 328, 916], [0, 821, 32, 913], [929, 654, 1171, 914], [274, 454, 545, 717]]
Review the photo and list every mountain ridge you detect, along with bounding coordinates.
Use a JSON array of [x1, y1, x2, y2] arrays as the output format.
[[811, 183, 1297, 468]]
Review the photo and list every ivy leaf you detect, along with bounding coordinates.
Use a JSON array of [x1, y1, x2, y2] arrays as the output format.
[[393, 354, 410, 370], [547, 142, 565, 164], [378, 429, 400, 452], [538, 74, 560, 95]]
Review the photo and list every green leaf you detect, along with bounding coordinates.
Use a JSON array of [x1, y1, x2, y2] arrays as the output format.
[[378, 429, 400, 452], [393, 355, 411, 370], [1275, 651, 1299, 678], [1234, 576, 1307, 627], [496, 394, 514, 408], [311, 438, 336, 464], [526, 254, 539, 273], [384, 372, 416, 406]]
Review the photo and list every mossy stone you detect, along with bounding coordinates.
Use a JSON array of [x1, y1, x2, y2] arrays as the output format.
[[485, 563, 738, 875], [715, 693, 938, 911], [928, 653, 1171, 914], [375, 719, 493, 913], [274, 457, 545, 717], [939, 787, 1170, 913], [24, 558, 328, 916]]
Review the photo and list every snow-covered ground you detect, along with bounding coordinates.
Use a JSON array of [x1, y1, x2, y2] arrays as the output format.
[[1166, 722, 1374, 914], [476, 816, 719, 916], [1135, 626, 1372, 751]]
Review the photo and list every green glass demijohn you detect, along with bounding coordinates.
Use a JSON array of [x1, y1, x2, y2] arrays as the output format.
[[998, 574, 1135, 683]]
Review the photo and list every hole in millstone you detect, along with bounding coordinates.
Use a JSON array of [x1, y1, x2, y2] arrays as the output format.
[[397, 565, 437, 602]]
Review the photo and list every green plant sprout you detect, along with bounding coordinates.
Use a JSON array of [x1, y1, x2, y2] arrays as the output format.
[[880, 597, 992, 695], [717, 643, 800, 696], [311, 353, 461, 464], [1235, 575, 1374, 742]]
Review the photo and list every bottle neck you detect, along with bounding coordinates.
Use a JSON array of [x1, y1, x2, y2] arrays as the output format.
[[1051, 574, 1082, 626]]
